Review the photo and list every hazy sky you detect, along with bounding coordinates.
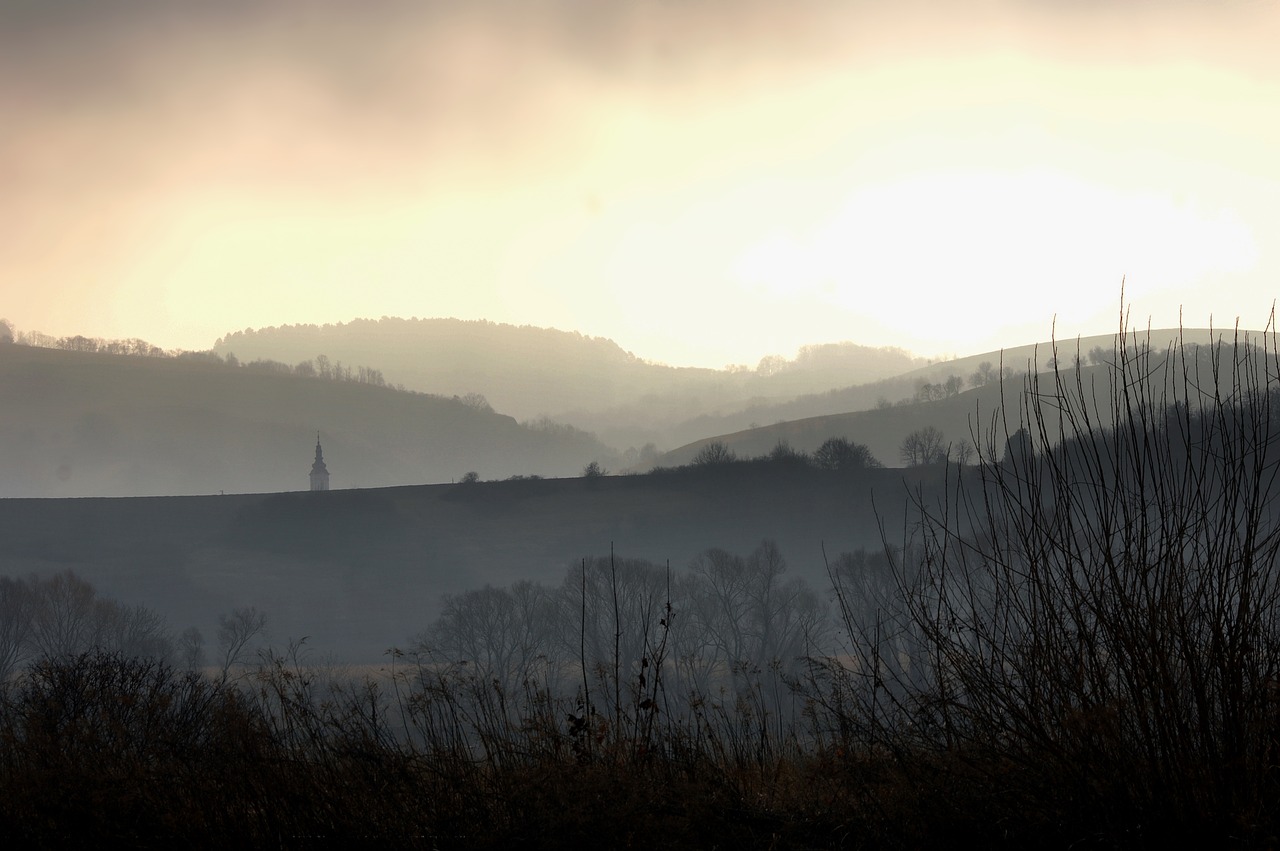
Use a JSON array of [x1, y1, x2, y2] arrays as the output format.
[[3, 0, 1278, 367]]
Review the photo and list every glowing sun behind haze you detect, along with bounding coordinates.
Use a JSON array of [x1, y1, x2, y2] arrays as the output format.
[[1, 0, 1276, 367]]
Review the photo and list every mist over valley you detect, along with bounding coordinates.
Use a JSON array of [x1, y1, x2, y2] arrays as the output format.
[[1, 318, 1265, 662], [0, 315, 953, 663]]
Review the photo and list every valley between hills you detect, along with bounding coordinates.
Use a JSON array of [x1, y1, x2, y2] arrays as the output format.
[[0, 318, 1245, 660]]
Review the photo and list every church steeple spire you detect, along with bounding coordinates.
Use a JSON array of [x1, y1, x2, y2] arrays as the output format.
[[310, 433, 330, 491]]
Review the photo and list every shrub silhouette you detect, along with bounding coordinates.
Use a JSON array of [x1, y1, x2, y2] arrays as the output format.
[[691, 440, 737, 466]]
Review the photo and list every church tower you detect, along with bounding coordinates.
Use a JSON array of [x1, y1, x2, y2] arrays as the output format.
[[310, 434, 330, 491]]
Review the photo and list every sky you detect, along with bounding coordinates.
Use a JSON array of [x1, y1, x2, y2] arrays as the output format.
[[2, 0, 1278, 368]]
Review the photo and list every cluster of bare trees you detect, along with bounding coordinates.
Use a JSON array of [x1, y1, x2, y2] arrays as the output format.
[[912, 374, 965, 402], [0, 571, 271, 683], [284, 354, 388, 387], [812, 436, 881, 471], [241, 354, 388, 387], [686, 437, 881, 471], [0, 572, 172, 682], [414, 542, 832, 719], [1, 320, 396, 390], [8, 330, 170, 357], [967, 359, 1004, 388], [897, 425, 973, 466]]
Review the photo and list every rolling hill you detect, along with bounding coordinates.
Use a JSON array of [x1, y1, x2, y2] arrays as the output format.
[[3, 322, 1268, 665], [212, 317, 926, 448], [0, 344, 615, 498], [656, 327, 1261, 468]]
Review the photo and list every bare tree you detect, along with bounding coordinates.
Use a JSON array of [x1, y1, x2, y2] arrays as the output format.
[[457, 392, 492, 412], [692, 441, 737, 466], [765, 440, 807, 465], [560, 556, 670, 692], [418, 582, 557, 695], [16, 572, 172, 667], [899, 426, 946, 466], [968, 360, 1001, 387], [681, 541, 827, 690], [27, 571, 108, 659], [814, 437, 881, 471], [105, 604, 173, 661], [177, 626, 206, 671], [217, 606, 267, 674], [0, 576, 33, 680]]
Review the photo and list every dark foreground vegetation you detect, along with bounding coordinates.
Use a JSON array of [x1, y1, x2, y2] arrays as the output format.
[[3, 322, 1280, 847], [0, 648, 884, 849]]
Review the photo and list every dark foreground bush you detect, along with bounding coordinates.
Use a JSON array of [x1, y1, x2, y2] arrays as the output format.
[[824, 324, 1280, 847], [0, 650, 879, 849], [0, 651, 432, 847]]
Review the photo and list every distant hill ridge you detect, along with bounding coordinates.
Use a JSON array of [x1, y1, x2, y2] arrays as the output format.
[[213, 316, 927, 449], [657, 326, 1264, 469], [8, 317, 1246, 499]]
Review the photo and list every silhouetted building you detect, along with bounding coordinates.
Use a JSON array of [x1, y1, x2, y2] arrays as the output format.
[[310, 434, 330, 491]]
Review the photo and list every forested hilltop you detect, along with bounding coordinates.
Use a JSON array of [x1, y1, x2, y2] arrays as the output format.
[[213, 317, 926, 448], [0, 344, 613, 497]]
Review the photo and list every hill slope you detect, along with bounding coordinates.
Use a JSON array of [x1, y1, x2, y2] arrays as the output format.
[[0, 466, 920, 662], [0, 345, 614, 497], [657, 328, 1263, 468]]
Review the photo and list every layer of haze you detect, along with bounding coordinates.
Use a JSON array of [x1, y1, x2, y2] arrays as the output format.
[[3, 0, 1278, 367]]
